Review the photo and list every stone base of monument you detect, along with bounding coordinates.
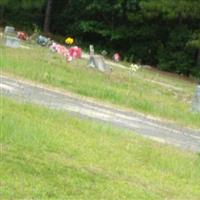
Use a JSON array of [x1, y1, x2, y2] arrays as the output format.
[[192, 85, 200, 112], [88, 55, 109, 73], [5, 35, 20, 48]]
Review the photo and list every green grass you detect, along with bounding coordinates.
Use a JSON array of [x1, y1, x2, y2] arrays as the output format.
[[1, 97, 200, 199], [1, 42, 200, 128]]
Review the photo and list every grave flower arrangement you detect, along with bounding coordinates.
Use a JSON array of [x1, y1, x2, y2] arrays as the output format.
[[113, 53, 120, 62], [68, 46, 82, 59], [65, 37, 74, 45], [17, 32, 28, 40], [37, 35, 52, 46], [50, 43, 82, 62]]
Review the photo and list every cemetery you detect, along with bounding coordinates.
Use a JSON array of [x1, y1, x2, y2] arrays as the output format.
[[1, 25, 200, 127], [1, 1, 200, 199]]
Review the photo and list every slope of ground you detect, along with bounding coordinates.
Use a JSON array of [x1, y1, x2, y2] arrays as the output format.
[[1, 40, 200, 128], [1, 75, 200, 151], [1, 97, 200, 200]]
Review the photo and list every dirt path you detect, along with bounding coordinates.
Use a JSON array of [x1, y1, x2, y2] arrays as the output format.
[[1, 74, 200, 152]]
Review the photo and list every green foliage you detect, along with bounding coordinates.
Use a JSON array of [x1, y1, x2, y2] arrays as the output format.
[[187, 31, 200, 49], [0, 0, 9, 6], [157, 26, 195, 75], [1, 0, 200, 77], [0, 0, 44, 8], [141, 0, 200, 19]]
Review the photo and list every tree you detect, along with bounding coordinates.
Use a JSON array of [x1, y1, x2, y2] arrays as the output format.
[[43, 0, 54, 33], [1, 0, 200, 78], [0, 0, 51, 32], [0, 0, 8, 23]]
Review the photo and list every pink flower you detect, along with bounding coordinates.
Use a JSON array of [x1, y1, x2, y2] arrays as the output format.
[[68, 46, 82, 59], [113, 53, 120, 62], [50, 43, 82, 63]]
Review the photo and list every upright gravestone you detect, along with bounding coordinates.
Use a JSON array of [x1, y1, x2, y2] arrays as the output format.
[[4, 26, 20, 48], [88, 45, 109, 73], [89, 55, 109, 72], [4, 26, 15, 36], [192, 85, 200, 112], [89, 45, 94, 56]]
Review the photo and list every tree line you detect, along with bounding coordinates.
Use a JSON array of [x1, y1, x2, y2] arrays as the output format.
[[0, 0, 200, 78]]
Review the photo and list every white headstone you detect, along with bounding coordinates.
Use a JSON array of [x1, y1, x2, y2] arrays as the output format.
[[192, 85, 200, 112], [89, 45, 94, 55], [88, 55, 109, 72], [4, 26, 19, 48], [5, 35, 20, 48], [88, 45, 110, 72], [4, 26, 15, 36]]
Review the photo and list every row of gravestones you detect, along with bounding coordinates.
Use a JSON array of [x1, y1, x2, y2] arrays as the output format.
[[2, 26, 200, 113], [3, 27, 108, 72], [2, 26, 109, 73], [2, 26, 107, 73]]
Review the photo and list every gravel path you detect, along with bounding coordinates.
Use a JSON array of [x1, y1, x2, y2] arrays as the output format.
[[1, 74, 200, 152]]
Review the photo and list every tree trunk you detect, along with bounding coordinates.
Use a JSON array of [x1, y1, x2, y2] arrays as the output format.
[[122, 0, 128, 21], [197, 48, 200, 67], [0, 6, 5, 23], [43, 0, 53, 34]]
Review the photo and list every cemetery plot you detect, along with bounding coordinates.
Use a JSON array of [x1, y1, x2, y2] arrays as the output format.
[[1, 27, 200, 129]]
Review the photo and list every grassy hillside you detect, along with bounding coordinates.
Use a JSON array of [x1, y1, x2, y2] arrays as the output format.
[[1, 41, 200, 128], [1, 97, 200, 199]]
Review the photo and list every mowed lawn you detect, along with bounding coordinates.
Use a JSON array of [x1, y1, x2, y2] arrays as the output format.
[[1, 42, 200, 129], [1, 97, 200, 200]]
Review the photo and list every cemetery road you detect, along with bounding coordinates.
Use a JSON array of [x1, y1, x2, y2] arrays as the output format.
[[1, 74, 200, 152]]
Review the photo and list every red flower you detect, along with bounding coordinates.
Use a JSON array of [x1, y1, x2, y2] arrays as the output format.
[[17, 32, 28, 40]]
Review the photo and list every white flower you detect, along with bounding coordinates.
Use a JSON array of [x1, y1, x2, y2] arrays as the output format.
[[130, 64, 140, 73]]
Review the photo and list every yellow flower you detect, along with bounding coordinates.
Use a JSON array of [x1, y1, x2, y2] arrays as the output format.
[[65, 37, 74, 45]]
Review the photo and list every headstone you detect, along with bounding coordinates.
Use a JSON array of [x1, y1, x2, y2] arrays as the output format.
[[4, 26, 20, 48], [88, 55, 109, 72], [5, 36, 20, 48], [4, 26, 15, 36], [89, 45, 94, 56], [88, 45, 109, 72], [192, 85, 200, 112]]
